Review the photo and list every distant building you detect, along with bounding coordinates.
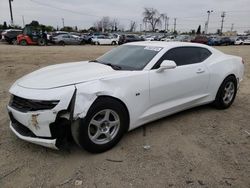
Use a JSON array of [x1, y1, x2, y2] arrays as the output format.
[[223, 31, 237, 36]]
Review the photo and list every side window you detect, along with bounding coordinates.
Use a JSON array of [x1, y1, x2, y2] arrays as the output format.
[[153, 47, 212, 68]]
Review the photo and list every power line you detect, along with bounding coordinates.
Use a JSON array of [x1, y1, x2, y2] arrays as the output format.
[[30, 0, 132, 21]]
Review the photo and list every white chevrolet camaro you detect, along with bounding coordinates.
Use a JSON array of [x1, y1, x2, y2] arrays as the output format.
[[7, 42, 244, 153]]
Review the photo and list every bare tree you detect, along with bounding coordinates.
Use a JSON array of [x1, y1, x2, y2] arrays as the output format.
[[129, 21, 137, 32], [143, 8, 162, 32], [111, 19, 119, 31], [94, 17, 112, 32], [94, 17, 121, 32]]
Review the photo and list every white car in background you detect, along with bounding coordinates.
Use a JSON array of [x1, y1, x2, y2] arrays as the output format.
[[92, 35, 118, 45], [243, 37, 250, 45], [145, 36, 156, 41], [235, 38, 244, 45], [161, 36, 175, 42], [7, 42, 244, 153]]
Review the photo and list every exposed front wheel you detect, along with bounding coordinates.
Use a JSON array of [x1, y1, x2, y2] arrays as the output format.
[[72, 98, 129, 153], [213, 76, 237, 109]]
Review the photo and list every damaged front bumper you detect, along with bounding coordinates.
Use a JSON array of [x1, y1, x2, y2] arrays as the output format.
[[7, 84, 76, 149], [10, 122, 58, 149]]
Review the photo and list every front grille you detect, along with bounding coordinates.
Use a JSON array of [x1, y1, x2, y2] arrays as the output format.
[[9, 95, 59, 112]]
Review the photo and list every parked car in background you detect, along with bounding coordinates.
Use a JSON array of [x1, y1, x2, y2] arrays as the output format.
[[174, 35, 192, 42], [91, 35, 118, 45], [161, 35, 175, 42], [243, 37, 250, 45], [49, 31, 69, 43], [235, 37, 244, 45], [1, 29, 23, 44], [207, 36, 221, 46], [191, 35, 208, 44], [52, 34, 82, 45], [118, 34, 144, 44], [219, 37, 234, 46], [145, 35, 155, 41]]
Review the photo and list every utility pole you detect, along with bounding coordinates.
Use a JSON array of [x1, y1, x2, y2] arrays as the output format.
[[163, 14, 168, 32], [62, 18, 65, 28], [205, 10, 213, 34], [166, 17, 169, 32], [231, 23, 234, 32], [174, 18, 177, 33], [144, 19, 147, 32], [22, 15, 25, 28], [140, 24, 142, 32], [9, 0, 14, 25], [220, 12, 226, 35], [102, 19, 104, 32]]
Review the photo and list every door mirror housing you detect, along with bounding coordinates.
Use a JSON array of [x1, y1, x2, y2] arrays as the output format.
[[156, 60, 177, 73]]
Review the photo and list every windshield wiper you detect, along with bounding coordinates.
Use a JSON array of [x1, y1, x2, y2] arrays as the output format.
[[104, 63, 122, 70], [89, 60, 122, 70], [89, 59, 99, 63]]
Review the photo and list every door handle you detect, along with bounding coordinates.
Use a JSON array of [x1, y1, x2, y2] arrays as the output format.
[[196, 68, 205, 74]]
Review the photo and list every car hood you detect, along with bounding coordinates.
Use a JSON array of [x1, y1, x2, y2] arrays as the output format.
[[17, 61, 124, 89]]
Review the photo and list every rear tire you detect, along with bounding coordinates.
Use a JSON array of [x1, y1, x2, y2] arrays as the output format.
[[72, 97, 129, 153], [59, 41, 65, 46], [38, 38, 46, 46], [213, 76, 237, 109]]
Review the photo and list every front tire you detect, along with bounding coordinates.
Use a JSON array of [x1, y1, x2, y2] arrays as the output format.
[[72, 97, 129, 153], [213, 76, 237, 109], [20, 40, 27, 46]]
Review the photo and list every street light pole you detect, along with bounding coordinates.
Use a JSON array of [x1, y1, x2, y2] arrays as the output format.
[[62, 18, 65, 29], [9, 0, 14, 25], [22, 15, 25, 28], [205, 10, 213, 34], [220, 12, 226, 35]]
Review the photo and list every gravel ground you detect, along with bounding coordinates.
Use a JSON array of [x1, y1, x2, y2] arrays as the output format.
[[0, 44, 249, 188]]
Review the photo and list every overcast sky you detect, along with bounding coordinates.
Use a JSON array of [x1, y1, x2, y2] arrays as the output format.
[[0, 0, 250, 33]]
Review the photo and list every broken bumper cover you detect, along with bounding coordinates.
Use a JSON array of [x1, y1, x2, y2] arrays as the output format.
[[7, 84, 76, 149], [10, 122, 58, 149], [7, 106, 61, 149]]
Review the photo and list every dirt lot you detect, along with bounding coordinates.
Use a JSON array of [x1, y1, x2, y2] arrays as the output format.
[[0, 44, 249, 188]]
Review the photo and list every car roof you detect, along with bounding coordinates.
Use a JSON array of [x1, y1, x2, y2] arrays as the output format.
[[126, 41, 206, 48], [124, 41, 221, 54]]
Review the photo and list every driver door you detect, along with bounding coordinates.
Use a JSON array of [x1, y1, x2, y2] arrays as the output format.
[[148, 47, 211, 118]]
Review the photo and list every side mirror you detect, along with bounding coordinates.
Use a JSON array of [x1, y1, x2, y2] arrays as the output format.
[[156, 60, 177, 73]]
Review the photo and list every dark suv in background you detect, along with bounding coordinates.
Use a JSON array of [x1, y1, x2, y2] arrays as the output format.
[[118, 34, 144, 44], [1, 29, 23, 44], [219, 37, 234, 46]]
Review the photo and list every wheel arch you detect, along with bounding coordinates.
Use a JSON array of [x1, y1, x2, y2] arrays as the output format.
[[215, 73, 237, 99]]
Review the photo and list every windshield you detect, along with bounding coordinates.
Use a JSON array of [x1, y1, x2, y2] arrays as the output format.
[[96, 45, 162, 70]]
